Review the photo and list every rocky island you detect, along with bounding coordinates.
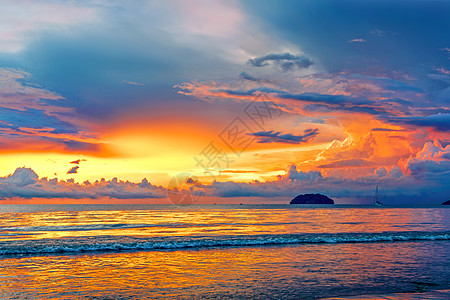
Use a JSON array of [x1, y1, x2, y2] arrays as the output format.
[[442, 200, 450, 205], [290, 193, 335, 204]]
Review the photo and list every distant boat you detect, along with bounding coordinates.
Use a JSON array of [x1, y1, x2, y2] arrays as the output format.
[[373, 185, 383, 206]]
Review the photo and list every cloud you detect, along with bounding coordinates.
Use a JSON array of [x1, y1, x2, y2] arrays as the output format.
[[0, 68, 111, 155], [248, 53, 314, 71], [70, 159, 87, 164], [4, 168, 38, 187], [285, 165, 322, 181], [197, 161, 448, 204], [371, 128, 405, 132], [407, 160, 450, 175], [318, 159, 374, 169], [374, 166, 404, 178], [67, 166, 79, 174], [370, 29, 385, 36], [0, 68, 64, 112], [389, 114, 450, 132], [375, 167, 388, 177], [177, 71, 450, 137], [239, 72, 262, 82], [427, 73, 450, 84], [406, 141, 450, 175], [0, 167, 166, 200], [0, 0, 97, 53], [349, 39, 367, 43], [123, 80, 145, 86], [249, 128, 318, 144], [178, 72, 425, 118], [435, 67, 450, 75], [0, 154, 447, 204], [388, 166, 404, 178]]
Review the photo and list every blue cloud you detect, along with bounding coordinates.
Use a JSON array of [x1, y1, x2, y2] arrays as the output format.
[[67, 166, 79, 174], [389, 114, 450, 132], [248, 52, 313, 71], [249, 128, 319, 144]]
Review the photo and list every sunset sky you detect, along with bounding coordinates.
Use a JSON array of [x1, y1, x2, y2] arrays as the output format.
[[0, 0, 449, 204]]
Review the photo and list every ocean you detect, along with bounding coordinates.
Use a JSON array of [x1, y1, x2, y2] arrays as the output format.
[[0, 204, 449, 299]]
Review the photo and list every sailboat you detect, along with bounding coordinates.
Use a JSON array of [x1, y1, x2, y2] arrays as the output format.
[[373, 185, 383, 206]]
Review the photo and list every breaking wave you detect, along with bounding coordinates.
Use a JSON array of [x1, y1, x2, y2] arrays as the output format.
[[1, 231, 449, 256]]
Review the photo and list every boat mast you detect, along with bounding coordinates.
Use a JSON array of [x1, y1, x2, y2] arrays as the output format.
[[374, 185, 379, 204]]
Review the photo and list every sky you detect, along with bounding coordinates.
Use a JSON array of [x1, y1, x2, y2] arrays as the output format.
[[0, 0, 449, 204]]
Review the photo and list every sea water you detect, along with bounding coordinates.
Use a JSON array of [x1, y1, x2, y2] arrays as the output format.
[[0, 204, 449, 299]]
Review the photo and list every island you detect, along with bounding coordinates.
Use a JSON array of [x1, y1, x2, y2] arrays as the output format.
[[290, 193, 335, 204], [442, 200, 450, 205]]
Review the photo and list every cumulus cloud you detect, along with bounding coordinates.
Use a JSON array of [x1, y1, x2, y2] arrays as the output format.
[[0, 158, 447, 204], [375, 167, 388, 177], [197, 161, 447, 204], [406, 141, 450, 175], [389, 166, 404, 178], [249, 128, 318, 144], [0, 167, 166, 200], [4, 168, 39, 187], [248, 53, 314, 71], [285, 165, 322, 181]]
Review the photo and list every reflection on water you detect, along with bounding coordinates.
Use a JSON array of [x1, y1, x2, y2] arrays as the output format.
[[0, 241, 449, 299], [0, 206, 449, 241], [0, 205, 448, 298]]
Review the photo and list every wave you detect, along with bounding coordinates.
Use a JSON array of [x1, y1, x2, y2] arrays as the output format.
[[0, 231, 449, 256], [0, 223, 154, 232], [0, 221, 314, 232]]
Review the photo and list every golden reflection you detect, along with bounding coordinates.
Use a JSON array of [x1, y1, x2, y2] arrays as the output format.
[[0, 208, 448, 241], [0, 241, 448, 299]]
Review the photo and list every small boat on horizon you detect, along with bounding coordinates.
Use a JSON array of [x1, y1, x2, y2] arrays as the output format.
[[374, 185, 383, 206]]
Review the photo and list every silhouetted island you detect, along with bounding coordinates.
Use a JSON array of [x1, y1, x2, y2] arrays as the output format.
[[290, 193, 335, 204], [442, 200, 450, 205]]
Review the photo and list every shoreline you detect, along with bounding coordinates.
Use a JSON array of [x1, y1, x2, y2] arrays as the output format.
[[325, 289, 450, 299]]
